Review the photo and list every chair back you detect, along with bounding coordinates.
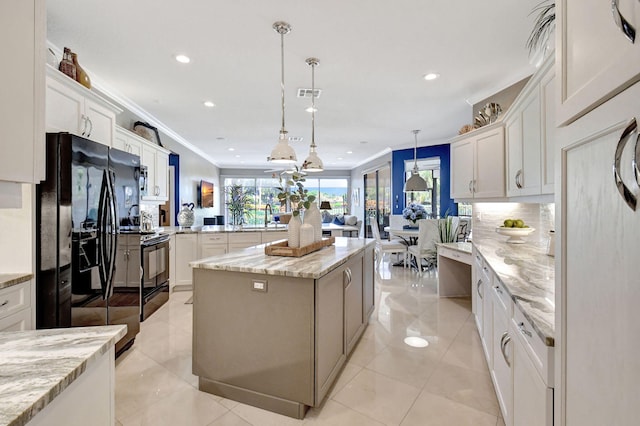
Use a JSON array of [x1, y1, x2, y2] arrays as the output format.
[[416, 219, 439, 251], [370, 221, 382, 242]]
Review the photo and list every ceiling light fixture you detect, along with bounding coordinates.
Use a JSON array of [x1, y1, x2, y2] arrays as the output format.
[[305, 107, 318, 113], [268, 21, 297, 164], [423, 72, 440, 81], [175, 54, 191, 64], [404, 130, 429, 192], [203, 101, 215, 107], [302, 57, 323, 172]]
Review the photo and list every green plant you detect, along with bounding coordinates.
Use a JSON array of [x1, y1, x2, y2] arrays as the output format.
[[438, 216, 457, 244], [526, 1, 555, 55], [275, 168, 316, 217], [225, 184, 254, 226]]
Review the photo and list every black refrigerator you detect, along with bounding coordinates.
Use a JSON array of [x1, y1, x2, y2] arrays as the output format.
[[36, 133, 141, 355]]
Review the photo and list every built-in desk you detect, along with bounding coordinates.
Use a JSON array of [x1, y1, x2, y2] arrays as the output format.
[[437, 242, 472, 297]]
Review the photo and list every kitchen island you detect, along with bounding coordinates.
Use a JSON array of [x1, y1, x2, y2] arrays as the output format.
[[190, 237, 375, 419]]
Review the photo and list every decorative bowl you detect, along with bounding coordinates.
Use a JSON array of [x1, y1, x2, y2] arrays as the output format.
[[495, 226, 535, 244]]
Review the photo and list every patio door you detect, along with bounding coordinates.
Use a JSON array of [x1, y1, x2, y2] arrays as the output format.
[[364, 165, 391, 238]]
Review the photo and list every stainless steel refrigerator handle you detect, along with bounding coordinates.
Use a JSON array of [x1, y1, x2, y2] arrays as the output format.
[[105, 171, 118, 299], [613, 118, 638, 211], [611, 0, 636, 43], [97, 170, 110, 297]]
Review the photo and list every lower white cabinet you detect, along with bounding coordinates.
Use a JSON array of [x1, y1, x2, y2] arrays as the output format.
[[491, 281, 513, 426], [0, 280, 33, 332], [198, 233, 228, 258], [113, 235, 141, 288], [175, 234, 198, 287], [228, 233, 261, 252]]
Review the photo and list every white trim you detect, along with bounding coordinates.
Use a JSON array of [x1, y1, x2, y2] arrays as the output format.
[[353, 148, 392, 169]]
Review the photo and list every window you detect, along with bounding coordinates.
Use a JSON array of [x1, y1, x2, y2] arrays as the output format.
[[404, 158, 440, 218]]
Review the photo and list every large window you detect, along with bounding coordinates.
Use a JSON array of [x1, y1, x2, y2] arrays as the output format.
[[404, 158, 440, 218], [222, 176, 349, 226]]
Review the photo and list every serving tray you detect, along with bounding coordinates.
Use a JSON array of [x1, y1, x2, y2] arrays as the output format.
[[264, 237, 335, 257]]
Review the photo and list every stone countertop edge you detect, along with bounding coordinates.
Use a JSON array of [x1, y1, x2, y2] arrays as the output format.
[[159, 225, 290, 235], [436, 242, 472, 254], [191, 238, 376, 279], [0, 325, 127, 426], [473, 238, 555, 347], [0, 273, 33, 291]]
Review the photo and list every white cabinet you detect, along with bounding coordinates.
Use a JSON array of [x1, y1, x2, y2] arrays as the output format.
[[114, 126, 142, 158], [45, 66, 120, 147], [491, 281, 513, 426], [558, 80, 640, 426], [504, 56, 555, 197], [141, 142, 169, 202], [450, 123, 505, 200], [113, 235, 141, 289], [0, 0, 45, 185], [228, 233, 261, 252], [198, 233, 228, 258], [558, 0, 640, 125], [175, 234, 199, 287], [471, 249, 485, 336], [169, 234, 176, 292], [0, 280, 33, 332]]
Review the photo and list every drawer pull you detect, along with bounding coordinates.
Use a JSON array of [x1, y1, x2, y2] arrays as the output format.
[[477, 279, 483, 299], [518, 321, 533, 338], [0, 300, 8, 307]]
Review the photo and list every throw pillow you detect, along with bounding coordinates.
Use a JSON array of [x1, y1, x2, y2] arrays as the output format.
[[332, 214, 345, 225], [344, 215, 358, 226], [321, 211, 333, 223]]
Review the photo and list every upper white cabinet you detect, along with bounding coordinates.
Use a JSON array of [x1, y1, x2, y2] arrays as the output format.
[[114, 126, 142, 158], [45, 65, 121, 147], [0, 0, 45, 185], [504, 56, 555, 197], [557, 0, 640, 125], [141, 142, 169, 202], [450, 123, 505, 200]]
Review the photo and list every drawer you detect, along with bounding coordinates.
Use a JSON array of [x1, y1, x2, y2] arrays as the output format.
[[198, 233, 228, 244], [438, 247, 472, 265], [228, 233, 261, 244], [0, 281, 31, 321], [0, 307, 32, 332], [492, 279, 512, 317], [474, 250, 484, 270], [511, 305, 554, 387]]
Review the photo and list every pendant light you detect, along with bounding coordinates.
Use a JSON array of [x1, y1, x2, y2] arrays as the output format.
[[404, 130, 429, 192], [302, 57, 323, 172], [268, 21, 297, 164]]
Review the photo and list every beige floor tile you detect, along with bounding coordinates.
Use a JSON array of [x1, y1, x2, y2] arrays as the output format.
[[424, 361, 500, 416], [332, 368, 421, 425], [365, 345, 440, 389], [134, 320, 192, 365], [115, 419, 123, 426], [496, 416, 506, 426], [159, 350, 199, 388], [441, 333, 490, 373], [328, 362, 363, 398], [231, 402, 304, 426], [206, 411, 253, 426], [119, 385, 229, 426], [400, 391, 498, 426], [304, 400, 385, 425], [347, 335, 387, 367]]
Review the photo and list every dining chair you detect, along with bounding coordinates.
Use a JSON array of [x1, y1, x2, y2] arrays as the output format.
[[408, 219, 439, 274], [371, 222, 408, 267]]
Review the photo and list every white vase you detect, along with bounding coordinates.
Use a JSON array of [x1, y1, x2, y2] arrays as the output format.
[[305, 202, 322, 242], [288, 214, 302, 248], [300, 223, 314, 247]]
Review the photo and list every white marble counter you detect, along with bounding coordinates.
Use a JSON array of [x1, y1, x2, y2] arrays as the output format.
[[473, 238, 555, 346], [0, 325, 126, 426], [0, 274, 32, 291], [437, 242, 472, 254], [191, 237, 375, 279]]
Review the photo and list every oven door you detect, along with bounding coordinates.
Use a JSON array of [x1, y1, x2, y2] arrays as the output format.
[[142, 239, 169, 288]]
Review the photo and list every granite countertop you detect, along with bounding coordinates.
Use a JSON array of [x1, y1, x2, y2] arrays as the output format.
[[0, 274, 33, 291], [437, 242, 472, 254], [160, 225, 289, 235], [0, 325, 127, 426], [191, 237, 375, 279], [473, 238, 555, 346]]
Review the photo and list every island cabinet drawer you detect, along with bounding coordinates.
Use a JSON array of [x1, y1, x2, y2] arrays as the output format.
[[0, 281, 31, 321], [198, 233, 228, 245], [511, 305, 554, 387], [228, 233, 261, 245], [438, 247, 472, 265]]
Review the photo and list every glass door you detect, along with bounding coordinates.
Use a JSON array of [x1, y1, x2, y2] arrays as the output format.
[[363, 165, 391, 238]]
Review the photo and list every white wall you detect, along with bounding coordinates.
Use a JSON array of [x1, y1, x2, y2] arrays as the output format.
[[349, 153, 393, 224], [0, 184, 34, 272]]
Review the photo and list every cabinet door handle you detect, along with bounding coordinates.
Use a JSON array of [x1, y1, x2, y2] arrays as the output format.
[[80, 114, 88, 135], [500, 331, 512, 367], [477, 279, 483, 299], [0, 300, 8, 307], [515, 169, 523, 189], [518, 321, 533, 338], [611, 0, 636, 43], [634, 126, 640, 186], [472, 179, 477, 193], [86, 117, 93, 137], [613, 118, 637, 211], [344, 268, 352, 288], [468, 180, 473, 193]]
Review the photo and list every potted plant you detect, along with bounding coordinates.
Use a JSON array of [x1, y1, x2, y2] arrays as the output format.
[[275, 169, 316, 217], [225, 184, 254, 229], [402, 202, 428, 228]]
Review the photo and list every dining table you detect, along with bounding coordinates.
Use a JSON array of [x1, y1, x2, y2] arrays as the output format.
[[383, 226, 419, 245]]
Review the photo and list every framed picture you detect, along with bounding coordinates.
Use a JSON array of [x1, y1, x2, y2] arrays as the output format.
[[198, 180, 214, 208]]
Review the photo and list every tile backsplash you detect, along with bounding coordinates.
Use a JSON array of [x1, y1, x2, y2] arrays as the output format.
[[472, 203, 555, 248]]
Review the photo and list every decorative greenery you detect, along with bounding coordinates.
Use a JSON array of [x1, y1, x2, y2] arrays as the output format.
[[438, 216, 457, 244], [275, 168, 316, 217], [225, 184, 254, 227], [526, 1, 555, 55], [402, 202, 428, 224]]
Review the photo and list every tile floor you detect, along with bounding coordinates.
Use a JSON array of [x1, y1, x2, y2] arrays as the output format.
[[114, 258, 504, 426]]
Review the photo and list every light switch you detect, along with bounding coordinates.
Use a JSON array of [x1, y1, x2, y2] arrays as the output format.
[[252, 280, 267, 292]]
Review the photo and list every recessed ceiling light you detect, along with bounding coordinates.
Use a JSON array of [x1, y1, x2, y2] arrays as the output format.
[[175, 54, 190, 64], [347, 151, 353, 154], [305, 107, 318, 113], [404, 336, 429, 348], [337, 157, 343, 160], [204, 101, 215, 108], [228, 148, 235, 151], [423, 72, 440, 81], [235, 155, 240, 158]]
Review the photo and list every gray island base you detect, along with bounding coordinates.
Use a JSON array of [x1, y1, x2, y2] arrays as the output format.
[[190, 238, 375, 419]]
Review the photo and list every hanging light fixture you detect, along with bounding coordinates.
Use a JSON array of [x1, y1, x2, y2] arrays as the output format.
[[302, 57, 323, 172], [268, 21, 297, 164], [404, 130, 429, 192]]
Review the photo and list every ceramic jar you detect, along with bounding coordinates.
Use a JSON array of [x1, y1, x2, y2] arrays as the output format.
[[300, 223, 314, 247], [177, 203, 195, 227], [287, 214, 302, 248], [71, 52, 91, 89], [304, 202, 322, 242]]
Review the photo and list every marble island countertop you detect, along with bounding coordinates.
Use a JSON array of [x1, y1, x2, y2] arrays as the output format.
[[437, 242, 472, 254], [0, 325, 126, 426], [0, 274, 33, 291], [191, 237, 375, 279], [473, 238, 555, 346]]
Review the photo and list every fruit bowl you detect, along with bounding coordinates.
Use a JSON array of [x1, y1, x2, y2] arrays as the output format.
[[495, 226, 535, 244]]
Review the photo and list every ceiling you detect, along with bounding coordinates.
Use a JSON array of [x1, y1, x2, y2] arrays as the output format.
[[47, 0, 541, 170]]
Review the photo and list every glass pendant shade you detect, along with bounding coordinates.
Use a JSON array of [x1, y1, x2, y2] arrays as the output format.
[[302, 57, 323, 172], [404, 129, 429, 192], [270, 131, 297, 163]]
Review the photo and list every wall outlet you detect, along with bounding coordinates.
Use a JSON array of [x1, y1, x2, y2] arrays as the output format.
[[252, 280, 267, 292]]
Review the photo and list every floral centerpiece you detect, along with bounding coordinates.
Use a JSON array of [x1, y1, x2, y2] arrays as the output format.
[[275, 168, 316, 216], [402, 202, 427, 228]]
